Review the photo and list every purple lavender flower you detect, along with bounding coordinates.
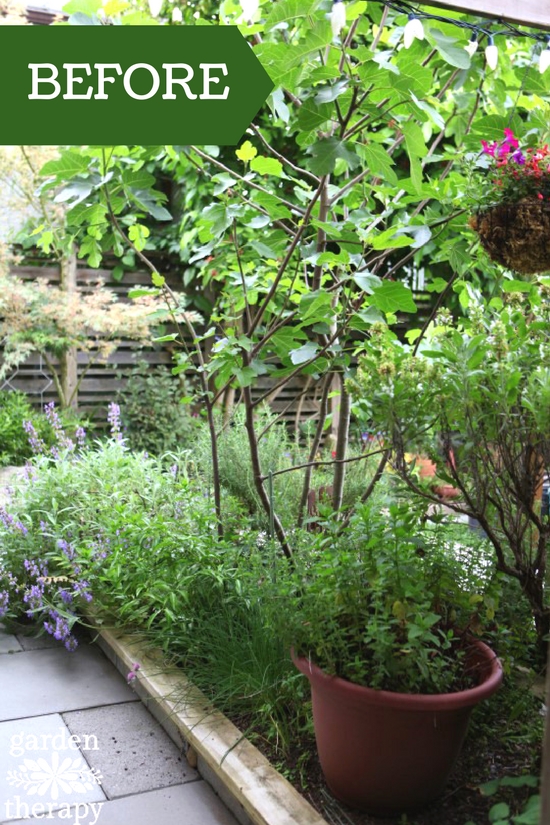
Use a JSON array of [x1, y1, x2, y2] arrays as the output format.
[[23, 420, 46, 455], [23, 463, 37, 482], [65, 636, 79, 652], [0, 590, 9, 617], [107, 402, 123, 441], [45, 402, 62, 431], [24, 558, 48, 578], [53, 615, 70, 641], [57, 538, 75, 561], [75, 426, 86, 447], [59, 589, 73, 605], [23, 583, 45, 611], [73, 580, 93, 603]]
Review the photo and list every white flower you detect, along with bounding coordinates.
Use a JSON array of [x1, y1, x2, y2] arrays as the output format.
[[403, 16, 424, 49], [240, 0, 259, 22], [464, 35, 478, 58], [172, 6, 182, 21], [540, 47, 550, 74], [330, 0, 346, 39], [148, 0, 163, 16], [485, 38, 498, 71]]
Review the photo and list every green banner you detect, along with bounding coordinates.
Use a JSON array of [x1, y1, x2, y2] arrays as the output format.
[[0, 26, 274, 144]]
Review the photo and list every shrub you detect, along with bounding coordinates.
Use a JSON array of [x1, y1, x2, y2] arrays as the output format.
[[116, 360, 199, 456], [0, 391, 55, 467]]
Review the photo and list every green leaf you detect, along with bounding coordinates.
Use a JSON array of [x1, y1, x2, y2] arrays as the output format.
[[299, 291, 334, 324], [249, 240, 277, 259], [264, 0, 317, 31], [122, 168, 156, 190], [401, 122, 428, 158], [54, 180, 94, 206], [314, 78, 349, 104], [131, 190, 172, 221], [236, 141, 258, 163], [62, 0, 102, 12], [410, 93, 445, 130], [394, 224, 432, 249], [151, 272, 165, 287], [128, 223, 150, 251], [296, 100, 333, 132], [369, 227, 411, 250], [429, 27, 471, 69], [502, 280, 533, 293], [153, 333, 179, 343], [362, 143, 398, 185], [500, 776, 538, 789], [289, 341, 319, 365], [489, 803, 510, 822], [370, 282, 417, 314], [128, 288, 161, 298], [269, 88, 290, 124], [250, 156, 284, 177], [306, 138, 359, 175], [66, 202, 107, 227], [41, 150, 90, 180], [513, 796, 541, 824], [353, 273, 382, 293]]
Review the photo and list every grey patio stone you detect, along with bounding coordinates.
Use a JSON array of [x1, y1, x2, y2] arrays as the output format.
[[0, 645, 138, 722], [2, 783, 238, 825], [0, 633, 23, 654], [0, 713, 106, 824], [63, 703, 199, 799], [15, 633, 60, 652]]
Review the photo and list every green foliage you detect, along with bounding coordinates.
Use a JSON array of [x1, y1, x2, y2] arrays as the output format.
[[0, 391, 54, 467], [193, 407, 303, 527], [351, 291, 550, 653], [282, 499, 499, 694], [465, 775, 540, 825], [116, 360, 199, 456]]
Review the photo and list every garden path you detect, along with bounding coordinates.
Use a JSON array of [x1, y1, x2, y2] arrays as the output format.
[[0, 623, 239, 825]]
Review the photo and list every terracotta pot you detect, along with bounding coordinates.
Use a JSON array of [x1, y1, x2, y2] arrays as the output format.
[[293, 640, 502, 815]]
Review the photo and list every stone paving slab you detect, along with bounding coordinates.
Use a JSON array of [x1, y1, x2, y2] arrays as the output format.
[[4, 783, 238, 825], [0, 714, 106, 824], [63, 703, 199, 799], [15, 633, 61, 652], [0, 645, 138, 722], [0, 634, 22, 654]]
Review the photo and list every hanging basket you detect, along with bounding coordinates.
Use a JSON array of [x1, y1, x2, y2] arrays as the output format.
[[469, 196, 550, 275]]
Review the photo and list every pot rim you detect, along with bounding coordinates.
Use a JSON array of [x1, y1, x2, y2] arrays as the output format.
[[291, 639, 503, 712]]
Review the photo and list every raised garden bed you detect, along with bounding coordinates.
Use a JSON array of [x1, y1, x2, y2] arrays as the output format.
[[92, 624, 329, 825]]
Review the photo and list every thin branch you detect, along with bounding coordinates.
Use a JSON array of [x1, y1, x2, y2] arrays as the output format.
[[250, 124, 320, 184]]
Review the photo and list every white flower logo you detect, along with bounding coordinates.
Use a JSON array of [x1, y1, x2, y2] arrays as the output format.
[[6, 753, 102, 799]]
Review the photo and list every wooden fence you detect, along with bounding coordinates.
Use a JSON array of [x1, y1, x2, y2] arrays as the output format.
[[2, 261, 434, 428]]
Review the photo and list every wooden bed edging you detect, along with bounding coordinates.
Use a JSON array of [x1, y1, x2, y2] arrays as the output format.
[[92, 626, 329, 825]]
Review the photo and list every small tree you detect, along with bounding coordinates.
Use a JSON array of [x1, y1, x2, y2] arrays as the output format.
[[0, 271, 165, 409], [351, 289, 550, 657]]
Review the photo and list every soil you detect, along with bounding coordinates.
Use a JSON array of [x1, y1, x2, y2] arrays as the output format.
[[246, 690, 543, 825]]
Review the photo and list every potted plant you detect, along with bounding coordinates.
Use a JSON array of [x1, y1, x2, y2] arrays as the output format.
[[350, 294, 550, 660], [468, 128, 550, 273], [285, 500, 503, 814]]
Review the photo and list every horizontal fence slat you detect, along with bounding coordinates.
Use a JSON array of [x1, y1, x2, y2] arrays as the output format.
[[3, 262, 436, 426]]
